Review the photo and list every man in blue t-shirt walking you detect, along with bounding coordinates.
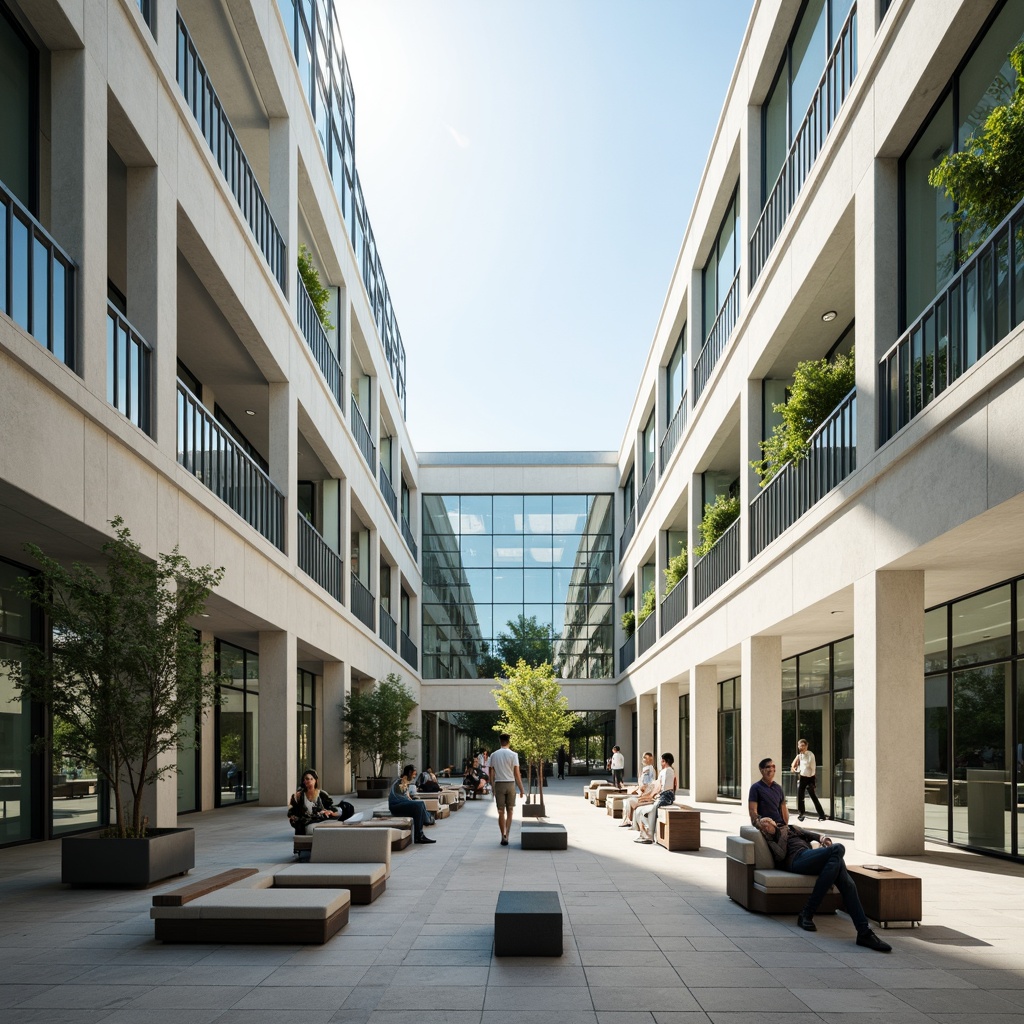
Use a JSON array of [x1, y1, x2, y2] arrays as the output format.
[[747, 756, 789, 826]]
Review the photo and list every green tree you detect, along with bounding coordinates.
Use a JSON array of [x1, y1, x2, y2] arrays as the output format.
[[478, 613, 554, 677], [751, 351, 856, 485], [340, 672, 418, 780], [5, 518, 224, 838], [492, 659, 576, 810], [694, 494, 741, 558], [929, 43, 1024, 261], [298, 243, 334, 331], [450, 710, 501, 752]]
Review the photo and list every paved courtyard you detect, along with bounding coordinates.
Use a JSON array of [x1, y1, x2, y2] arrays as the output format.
[[1, 778, 1023, 1024]]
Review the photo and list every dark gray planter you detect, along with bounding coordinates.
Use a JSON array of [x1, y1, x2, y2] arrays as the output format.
[[62, 827, 195, 888], [356, 778, 390, 799]]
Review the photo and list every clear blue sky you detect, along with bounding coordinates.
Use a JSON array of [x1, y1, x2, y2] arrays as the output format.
[[335, 1, 755, 453]]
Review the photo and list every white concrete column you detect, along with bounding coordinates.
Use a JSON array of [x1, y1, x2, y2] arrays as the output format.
[[657, 680, 680, 764], [199, 630, 217, 810], [854, 570, 925, 856], [689, 472, 703, 611], [322, 660, 346, 794], [741, 377, 763, 565], [269, 116, 297, 310], [268, 382, 297, 557], [637, 693, 655, 774], [856, 0, 882, 70], [50, 45, 107, 393], [615, 704, 633, 780], [368, 529, 381, 628], [740, 635, 782, 793], [153, 0, 178, 77], [258, 629, 297, 807], [340, 476, 352, 605], [689, 664, 718, 801]]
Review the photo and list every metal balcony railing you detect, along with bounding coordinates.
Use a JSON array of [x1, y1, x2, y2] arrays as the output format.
[[401, 514, 418, 561], [637, 465, 656, 522], [618, 504, 636, 561], [659, 397, 688, 472], [297, 514, 342, 601], [636, 612, 656, 657], [350, 573, 375, 630], [176, 381, 284, 549], [350, 395, 377, 473], [106, 302, 152, 434], [749, 3, 858, 286], [618, 632, 636, 673], [694, 269, 740, 400], [379, 466, 397, 519], [693, 517, 740, 606], [750, 388, 856, 557], [660, 575, 688, 635], [1, 177, 75, 369], [297, 273, 343, 407], [176, 14, 286, 290], [379, 607, 397, 651], [400, 629, 418, 669], [879, 194, 1024, 443]]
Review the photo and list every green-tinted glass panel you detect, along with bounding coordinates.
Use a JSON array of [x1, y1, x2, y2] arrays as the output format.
[[832, 637, 854, 690], [798, 644, 830, 694], [925, 607, 948, 673], [951, 586, 1011, 666], [782, 658, 798, 700]]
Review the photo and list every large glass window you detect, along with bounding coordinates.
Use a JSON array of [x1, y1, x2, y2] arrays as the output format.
[[297, 668, 316, 780], [666, 327, 687, 421], [717, 677, 741, 799], [0, 4, 37, 212], [216, 641, 260, 805], [422, 493, 614, 679], [702, 191, 740, 341]]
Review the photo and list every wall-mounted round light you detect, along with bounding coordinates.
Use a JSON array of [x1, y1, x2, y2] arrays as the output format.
[[821, 310, 837, 323], [245, 409, 256, 416]]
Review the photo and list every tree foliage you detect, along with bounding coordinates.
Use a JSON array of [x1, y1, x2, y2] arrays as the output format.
[[929, 43, 1024, 261], [450, 710, 501, 752], [340, 672, 418, 780], [636, 585, 656, 625], [298, 243, 334, 331], [620, 609, 636, 637], [694, 494, 741, 558], [663, 548, 688, 597], [751, 351, 856, 485], [479, 613, 553, 676], [5, 518, 224, 838]]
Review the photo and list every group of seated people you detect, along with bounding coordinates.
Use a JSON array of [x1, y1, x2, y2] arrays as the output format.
[[617, 751, 676, 843]]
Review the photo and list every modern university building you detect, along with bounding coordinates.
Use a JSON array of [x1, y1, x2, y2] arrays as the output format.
[[2, 0, 1024, 864]]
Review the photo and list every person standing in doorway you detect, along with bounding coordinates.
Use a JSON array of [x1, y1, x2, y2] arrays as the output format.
[[791, 738, 827, 822], [610, 745, 625, 790], [489, 733, 525, 846]]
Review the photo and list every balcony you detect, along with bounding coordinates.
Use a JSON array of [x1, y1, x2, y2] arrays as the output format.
[[618, 631, 636, 673], [636, 465, 656, 522], [619, 504, 636, 560], [1, 178, 75, 369], [176, 381, 284, 549], [297, 272, 343, 407], [636, 612, 656, 657], [693, 269, 740, 400], [693, 517, 740, 606], [879, 195, 1024, 443], [350, 396, 377, 473], [297, 514, 342, 601], [749, 3, 858, 286], [350, 572, 375, 630], [401, 629, 418, 669], [106, 303, 152, 434], [379, 607, 397, 651], [660, 575, 688, 635], [401, 514, 418, 561], [749, 388, 856, 558], [379, 466, 397, 520], [660, 397, 688, 471], [176, 15, 286, 290]]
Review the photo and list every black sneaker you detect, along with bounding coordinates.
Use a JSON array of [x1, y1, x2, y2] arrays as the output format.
[[796, 912, 816, 931], [797, 814, 805, 821], [500, 836, 508, 846], [856, 929, 892, 953]]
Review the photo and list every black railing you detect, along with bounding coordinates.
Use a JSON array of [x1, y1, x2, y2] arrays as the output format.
[[176, 381, 285, 549], [379, 466, 398, 519], [660, 397, 688, 472], [350, 395, 377, 473], [693, 517, 740, 606], [660, 576, 688, 635], [749, 3, 858, 286], [1, 178, 75, 369], [297, 273, 343, 406], [636, 612, 656, 657], [694, 269, 741, 400], [637, 465, 656, 522], [176, 15, 286, 290], [401, 514, 418, 560], [106, 303, 152, 434], [619, 632, 636, 673], [297, 514, 342, 601], [350, 573, 375, 630], [750, 388, 856, 557], [379, 607, 397, 651], [879, 195, 1024, 443], [400, 629, 418, 669], [619, 504, 636, 560]]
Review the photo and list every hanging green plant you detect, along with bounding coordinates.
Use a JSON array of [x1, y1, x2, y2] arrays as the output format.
[[636, 585, 656, 625], [621, 609, 636, 637], [663, 548, 688, 596], [694, 494, 740, 558], [298, 243, 334, 331], [751, 351, 855, 485]]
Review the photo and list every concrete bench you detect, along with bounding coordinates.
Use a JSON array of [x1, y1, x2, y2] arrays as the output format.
[[590, 785, 622, 807], [275, 828, 391, 904], [656, 805, 700, 851], [293, 821, 412, 858], [494, 890, 563, 956], [606, 793, 629, 819], [521, 823, 567, 850]]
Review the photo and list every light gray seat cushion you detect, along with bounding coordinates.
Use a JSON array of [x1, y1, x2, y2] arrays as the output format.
[[753, 869, 826, 891], [274, 863, 386, 887], [151, 888, 349, 921], [310, 826, 391, 876]]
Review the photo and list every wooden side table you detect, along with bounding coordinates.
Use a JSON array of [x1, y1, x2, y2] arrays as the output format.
[[656, 805, 700, 851], [848, 866, 921, 927]]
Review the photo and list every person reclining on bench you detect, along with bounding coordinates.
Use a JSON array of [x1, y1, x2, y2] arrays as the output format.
[[390, 765, 436, 844]]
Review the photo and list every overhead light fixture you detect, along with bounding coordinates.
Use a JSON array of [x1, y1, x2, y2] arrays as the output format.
[[245, 409, 256, 416], [821, 310, 837, 323]]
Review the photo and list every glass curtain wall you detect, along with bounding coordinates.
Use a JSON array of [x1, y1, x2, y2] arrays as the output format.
[[924, 579, 1022, 858], [901, 1, 1024, 326], [667, 328, 686, 421], [297, 668, 316, 781], [718, 677, 741, 798], [422, 494, 614, 679], [780, 636, 854, 822], [702, 191, 740, 340], [216, 641, 260, 805]]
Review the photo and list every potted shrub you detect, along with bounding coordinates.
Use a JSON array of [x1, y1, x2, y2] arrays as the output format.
[[298, 243, 334, 330], [663, 548, 688, 596], [340, 672, 418, 797], [636, 585, 656, 626], [5, 519, 224, 887], [694, 494, 741, 558]]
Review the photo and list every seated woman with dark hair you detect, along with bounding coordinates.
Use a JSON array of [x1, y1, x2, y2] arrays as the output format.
[[389, 765, 436, 844], [287, 768, 353, 834], [463, 757, 487, 796], [416, 767, 441, 792]]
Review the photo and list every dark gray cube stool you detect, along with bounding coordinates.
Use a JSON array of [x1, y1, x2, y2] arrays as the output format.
[[494, 890, 563, 956], [521, 823, 567, 849]]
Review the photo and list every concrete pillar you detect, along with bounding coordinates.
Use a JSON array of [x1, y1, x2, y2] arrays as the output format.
[[615, 704, 633, 780], [368, 529, 380, 628], [741, 377, 763, 565], [153, 0, 178, 77], [637, 693, 655, 776], [50, 46, 107, 393], [322, 660, 346, 794], [689, 664, 718, 801], [741, 635, 782, 794], [340, 477, 352, 605], [199, 630, 217, 810], [657, 680, 680, 763], [426, 713, 440, 773], [268, 382, 297, 557], [854, 570, 925, 855], [269, 116, 296, 310], [258, 629, 297, 807]]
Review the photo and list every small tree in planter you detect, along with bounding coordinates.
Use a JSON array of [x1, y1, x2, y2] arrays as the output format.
[[340, 672, 418, 792], [694, 494, 740, 558], [492, 659, 576, 814], [298, 243, 334, 331]]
